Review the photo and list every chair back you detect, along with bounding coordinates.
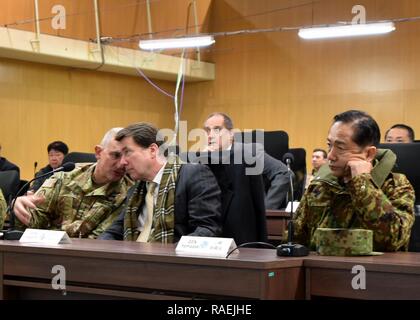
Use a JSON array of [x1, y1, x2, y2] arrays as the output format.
[[288, 148, 307, 201], [63, 152, 97, 164], [0, 170, 20, 204], [234, 130, 289, 161], [378, 143, 420, 252], [186, 150, 267, 245], [378, 143, 420, 205]]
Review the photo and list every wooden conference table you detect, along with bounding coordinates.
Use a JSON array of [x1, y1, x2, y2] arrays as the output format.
[[0, 239, 305, 300], [265, 209, 290, 242], [1, 239, 420, 300]]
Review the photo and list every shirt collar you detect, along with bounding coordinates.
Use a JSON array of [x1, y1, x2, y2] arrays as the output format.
[[151, 161, 167, 187]]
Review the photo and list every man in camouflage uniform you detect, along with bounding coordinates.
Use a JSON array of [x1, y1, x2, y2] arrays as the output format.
[[294, 110, 415, 252], [0, 189, 6, 229], [13, 128, 133, 238]]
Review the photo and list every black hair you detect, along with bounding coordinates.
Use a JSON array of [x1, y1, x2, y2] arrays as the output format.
[[313, 148, 327, 158], [115, 122, 163, 148], [333, 110, 381, 147], [47, 141, 69, 155], [385, 124, 415, 142]]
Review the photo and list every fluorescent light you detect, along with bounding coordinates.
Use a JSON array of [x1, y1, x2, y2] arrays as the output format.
[[298, 22, 395, 40], [139, 35, 215, 50]]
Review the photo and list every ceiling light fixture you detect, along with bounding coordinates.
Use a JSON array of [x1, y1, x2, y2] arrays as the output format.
[[139, 35, 215, 50], [298, 22, 396, 40]]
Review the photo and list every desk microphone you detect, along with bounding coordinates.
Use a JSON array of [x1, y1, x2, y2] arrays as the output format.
[[277, 153, 309, 257], [2, 162, 76, 240]]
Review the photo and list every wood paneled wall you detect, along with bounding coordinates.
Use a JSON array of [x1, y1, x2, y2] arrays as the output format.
[[2, 0, 420, 179], [0, 58, 177, 179], [182, 0, 420, 168], [0, 0, 212, 51], [0, 0, 212, 180]]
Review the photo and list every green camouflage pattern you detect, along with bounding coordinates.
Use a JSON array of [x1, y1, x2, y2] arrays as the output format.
[[123, 157, 181, 243], [294, 149, 415, 252], [0, 189, 6, 229], [314, 228, 374, 256], [29, 163, 133, 238]]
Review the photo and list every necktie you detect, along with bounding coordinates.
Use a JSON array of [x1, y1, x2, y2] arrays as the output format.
[[137, 182, 157, 242]]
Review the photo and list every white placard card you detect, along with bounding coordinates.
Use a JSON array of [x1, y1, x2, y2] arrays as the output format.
[[175, 236, 237, 258], [19, 228, 72, 245]]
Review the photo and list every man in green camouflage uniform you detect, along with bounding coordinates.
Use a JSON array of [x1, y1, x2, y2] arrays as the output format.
[[13, 128, 133, 238], [0, 189, 6, 229], [294, 110, 415, 252]]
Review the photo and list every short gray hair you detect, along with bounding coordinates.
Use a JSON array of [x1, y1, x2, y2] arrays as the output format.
[[100, 127, 123, 147]]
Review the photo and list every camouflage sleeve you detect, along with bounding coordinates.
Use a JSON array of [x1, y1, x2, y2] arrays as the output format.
[[292, 191, 311, 246], [0, 190, 6, 230], [28, 173, 65, 229], [347, 173, 415, 251]]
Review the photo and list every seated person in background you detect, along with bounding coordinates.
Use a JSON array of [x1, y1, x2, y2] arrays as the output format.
[[384, 124, 415, 143], [0, 189, 6, 229], [30, 141, 69, 192], [13, 128, 133, 238], [203, 112, 291, 210], [99, 122, 222, 242], [0, 143, 20, 173], [305, 148, 328, 187], [294, 110, 415, 252]]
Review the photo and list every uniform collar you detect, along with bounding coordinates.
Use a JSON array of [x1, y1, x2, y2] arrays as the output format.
[[316, 148, 396, 188]]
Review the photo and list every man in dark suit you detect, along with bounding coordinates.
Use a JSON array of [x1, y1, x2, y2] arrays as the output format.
[[99, 122, 222, 243], [191, 148, 268, 244], [0, 144, 20, 174], [203, 112, 291, 209]]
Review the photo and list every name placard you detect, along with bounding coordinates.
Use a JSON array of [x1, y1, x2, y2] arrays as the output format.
[[19, 228, 72, 245], [175, 236, 237, 258]]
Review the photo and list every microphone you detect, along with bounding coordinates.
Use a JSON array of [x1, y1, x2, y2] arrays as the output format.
[[2, 162, 75, 240], [34, 161, 38, 175], [282, 152, 294, 167], [277, 153, 309, 257]]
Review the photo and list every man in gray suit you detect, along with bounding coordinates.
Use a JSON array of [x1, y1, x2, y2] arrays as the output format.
[[203, 112, 291, 209], [100, 122, 222, 243]]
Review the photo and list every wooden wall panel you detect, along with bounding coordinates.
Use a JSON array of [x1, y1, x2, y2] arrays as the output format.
[[182, 0, 420, 169], [0, 58, 176, 179], [0, 0, 212, 51]]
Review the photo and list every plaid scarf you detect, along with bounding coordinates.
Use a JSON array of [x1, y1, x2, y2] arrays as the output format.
[[123, 157, 182, 243]]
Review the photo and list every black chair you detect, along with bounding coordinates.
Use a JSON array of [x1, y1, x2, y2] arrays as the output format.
[[378, 143, 420, 207], [63, 152, 96, 164], [0, 170, 20, 205], [288, 148, 307, 202], [234, 130, 289, 162], [378, 143, 420, 251], [17, 180, 29, 197]]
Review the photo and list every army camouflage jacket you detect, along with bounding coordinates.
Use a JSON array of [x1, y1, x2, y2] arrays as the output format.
[[294, 149, 415, 252], [29, 163, 133, 238], [0, 189, 6, 229]]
